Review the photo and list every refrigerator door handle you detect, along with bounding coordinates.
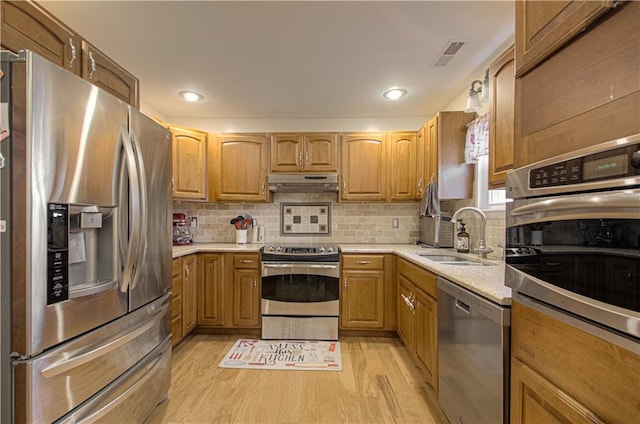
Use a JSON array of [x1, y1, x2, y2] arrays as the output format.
[[119, 127, 142, 293], [130, 132, 148, 290], [40, 303, 168, 379], [69, 279, 118, 299]]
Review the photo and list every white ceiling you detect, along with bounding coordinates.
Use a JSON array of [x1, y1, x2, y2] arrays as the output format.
[[39, 1, 515, 132]]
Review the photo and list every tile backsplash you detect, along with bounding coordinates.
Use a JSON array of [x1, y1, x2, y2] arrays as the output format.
[[174, 193, 506, 259]]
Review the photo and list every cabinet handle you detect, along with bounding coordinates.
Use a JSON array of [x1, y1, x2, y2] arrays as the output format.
[[240, 259, 254, 263], [343, 180, 347, 191], [343, 279, 348, 292], [417, 177, 423, 190], [88, 52, 97, 80], [261, 180, 265, 194], [68, 38, 77, 68], [298, 152, 303, 167], [355, 260, 371, 265], [184, 266, 190, 279], [253, 278, 257, 289], [304, 151, 309, 165]]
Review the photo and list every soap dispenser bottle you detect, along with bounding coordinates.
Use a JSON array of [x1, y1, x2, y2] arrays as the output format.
[[456, 220, 469, 253]]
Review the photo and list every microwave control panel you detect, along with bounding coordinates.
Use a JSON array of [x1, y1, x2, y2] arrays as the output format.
[[530, 143, 640, 188]]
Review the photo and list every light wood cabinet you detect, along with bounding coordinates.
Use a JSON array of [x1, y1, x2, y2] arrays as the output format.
[[488, 46, 515, 188], [171, 254, 197, 347], [232, 254, 261, 328], [390, 132, 419, 201], [270, 133, 338, 172], [181, 254, 197, 337], [340, 133, 389, 201], [171, 258, 183, 347], [340, 255, 385, 329], [424, 111, 475, 199], [511, 301, 640, 423], [340, 254, 394, 330], [1, 1, 140, 107], [396, 257, 438, 390], [171, 126, 208, 201], [197, 253, 225, 327], [198, 253, 261, 329], [515, 1, 639, 167], [511, 358, 603, 424], [1, 0, 81, 75], [213, 134, 269, 202], [515, 0, 614, 77], [81, 41, 139, 107]]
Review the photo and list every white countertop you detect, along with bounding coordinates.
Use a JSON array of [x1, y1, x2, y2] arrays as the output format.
[[173, 243, 511, 306]]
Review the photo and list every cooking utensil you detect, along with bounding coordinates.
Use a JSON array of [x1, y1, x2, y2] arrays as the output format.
[[243, 218, 252, 229]]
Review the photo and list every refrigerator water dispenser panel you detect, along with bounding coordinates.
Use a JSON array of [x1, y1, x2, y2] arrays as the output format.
[[47, 203, 69, 304]]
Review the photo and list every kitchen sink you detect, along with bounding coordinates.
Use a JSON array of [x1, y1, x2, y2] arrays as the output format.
[[415, 253, 495, 266]]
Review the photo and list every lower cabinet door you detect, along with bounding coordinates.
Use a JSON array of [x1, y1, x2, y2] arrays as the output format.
[[414, 289, 438, 391], [511, 358, 602, 424]]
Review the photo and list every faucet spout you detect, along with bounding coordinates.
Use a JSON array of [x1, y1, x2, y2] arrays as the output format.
[[451, 207, 493, 258]]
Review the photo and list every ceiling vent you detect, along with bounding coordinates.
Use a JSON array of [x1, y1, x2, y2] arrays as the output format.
[[433, 40, 466, 67]]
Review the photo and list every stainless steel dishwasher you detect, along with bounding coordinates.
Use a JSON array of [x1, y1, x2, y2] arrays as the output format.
[[437, 277, 510, 424]]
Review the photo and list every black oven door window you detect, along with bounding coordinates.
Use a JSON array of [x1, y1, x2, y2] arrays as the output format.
[[506, 218, 639, 312], [262, 274, 340, 303]]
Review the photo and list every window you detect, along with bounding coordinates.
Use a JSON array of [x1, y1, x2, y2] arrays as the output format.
[[475, 155, 509, 212]]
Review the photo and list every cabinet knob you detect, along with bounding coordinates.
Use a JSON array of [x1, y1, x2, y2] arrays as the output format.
[[253, 278, 257, 288], [298, 152, 303, 167], [240, 259, 254, 263], [355, 260, 371, 265], [68, 38, 77, 68], [304, 151, 309, 166], [343, 279, 348, 291]]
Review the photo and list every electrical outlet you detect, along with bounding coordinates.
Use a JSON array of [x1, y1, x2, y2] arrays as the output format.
[[392, 218, 399, 228], [190, 217, 197, 228]]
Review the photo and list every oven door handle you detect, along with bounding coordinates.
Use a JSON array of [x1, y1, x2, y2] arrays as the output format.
[[262, 263, 338, 269], [510, 190, 640, 217]]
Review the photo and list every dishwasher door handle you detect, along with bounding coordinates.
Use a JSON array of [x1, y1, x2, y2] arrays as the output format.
[[455, 299, 470, 314]]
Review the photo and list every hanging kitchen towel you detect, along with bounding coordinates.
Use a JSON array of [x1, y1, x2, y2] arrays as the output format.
[[464, 113, 489, 164], [420, 177, 441, 217]]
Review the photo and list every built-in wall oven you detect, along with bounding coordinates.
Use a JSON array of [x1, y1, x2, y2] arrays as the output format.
[[505, 134, 640, 352], [260, 245, 340, 340]]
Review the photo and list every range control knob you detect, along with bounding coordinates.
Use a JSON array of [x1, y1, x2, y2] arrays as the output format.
[[267, 246, 275, 252], [327, 247, 334, 252], [319, 246, 326, 253], [275, 246, 282, 252]]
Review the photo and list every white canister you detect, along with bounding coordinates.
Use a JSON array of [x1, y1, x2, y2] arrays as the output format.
[[235, 229, 248, 244], [257, 226, 266, 243], [251, 227, 258, 243]]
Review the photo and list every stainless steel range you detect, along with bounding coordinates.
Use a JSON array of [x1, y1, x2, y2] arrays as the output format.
[[260, 245, 340, 340]]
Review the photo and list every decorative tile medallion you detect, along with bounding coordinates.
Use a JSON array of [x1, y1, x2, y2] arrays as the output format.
[[280, 202, 331, 236]]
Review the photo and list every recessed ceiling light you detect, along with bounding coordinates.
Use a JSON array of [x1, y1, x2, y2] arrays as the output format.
[[178, 91, 204, 102], [382, 88, 407, 100]]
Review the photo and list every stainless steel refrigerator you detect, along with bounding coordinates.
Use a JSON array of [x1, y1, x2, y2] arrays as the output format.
[[0, 50, 173, 423]]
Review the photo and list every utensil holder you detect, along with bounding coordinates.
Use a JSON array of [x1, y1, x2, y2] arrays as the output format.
[[235, 229, 248, 244]]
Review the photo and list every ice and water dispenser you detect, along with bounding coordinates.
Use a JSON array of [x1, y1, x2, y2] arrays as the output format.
[[47, 203, 117, 305]]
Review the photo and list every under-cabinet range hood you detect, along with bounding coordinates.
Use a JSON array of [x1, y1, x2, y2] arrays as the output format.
[[268, 173, 339, 192]]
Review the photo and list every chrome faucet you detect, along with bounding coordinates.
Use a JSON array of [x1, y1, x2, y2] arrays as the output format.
[[451, 207, 494, 258]]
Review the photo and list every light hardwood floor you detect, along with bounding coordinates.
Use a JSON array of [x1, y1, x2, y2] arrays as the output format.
[[146, 334, 448, 424]]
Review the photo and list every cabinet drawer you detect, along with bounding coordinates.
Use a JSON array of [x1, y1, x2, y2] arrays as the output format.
[[172, 258, 182, 277], [342, 255, 385, 270], [234, 254, 259, 269], [397, 258, 437, 299]]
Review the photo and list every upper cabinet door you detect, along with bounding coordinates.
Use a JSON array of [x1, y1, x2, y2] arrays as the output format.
[[215, 134, 269, 202], [515, 0, 614, 77], [171, 127, 208, 201], [269, 133, 338, 172], [270, 133, 304, 172], [340, 133, 389, 202], [488, 46, 515, 189], [390, 132, 418, 201], [81, 41, 140, 107], [304, 133, 338, 172], [1, 0, 81, 75]]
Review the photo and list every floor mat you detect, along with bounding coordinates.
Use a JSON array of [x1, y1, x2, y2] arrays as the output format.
[[218, 339, 342, 371]]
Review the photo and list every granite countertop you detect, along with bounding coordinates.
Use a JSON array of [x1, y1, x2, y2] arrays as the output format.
[[173, 242, 511, 306]]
